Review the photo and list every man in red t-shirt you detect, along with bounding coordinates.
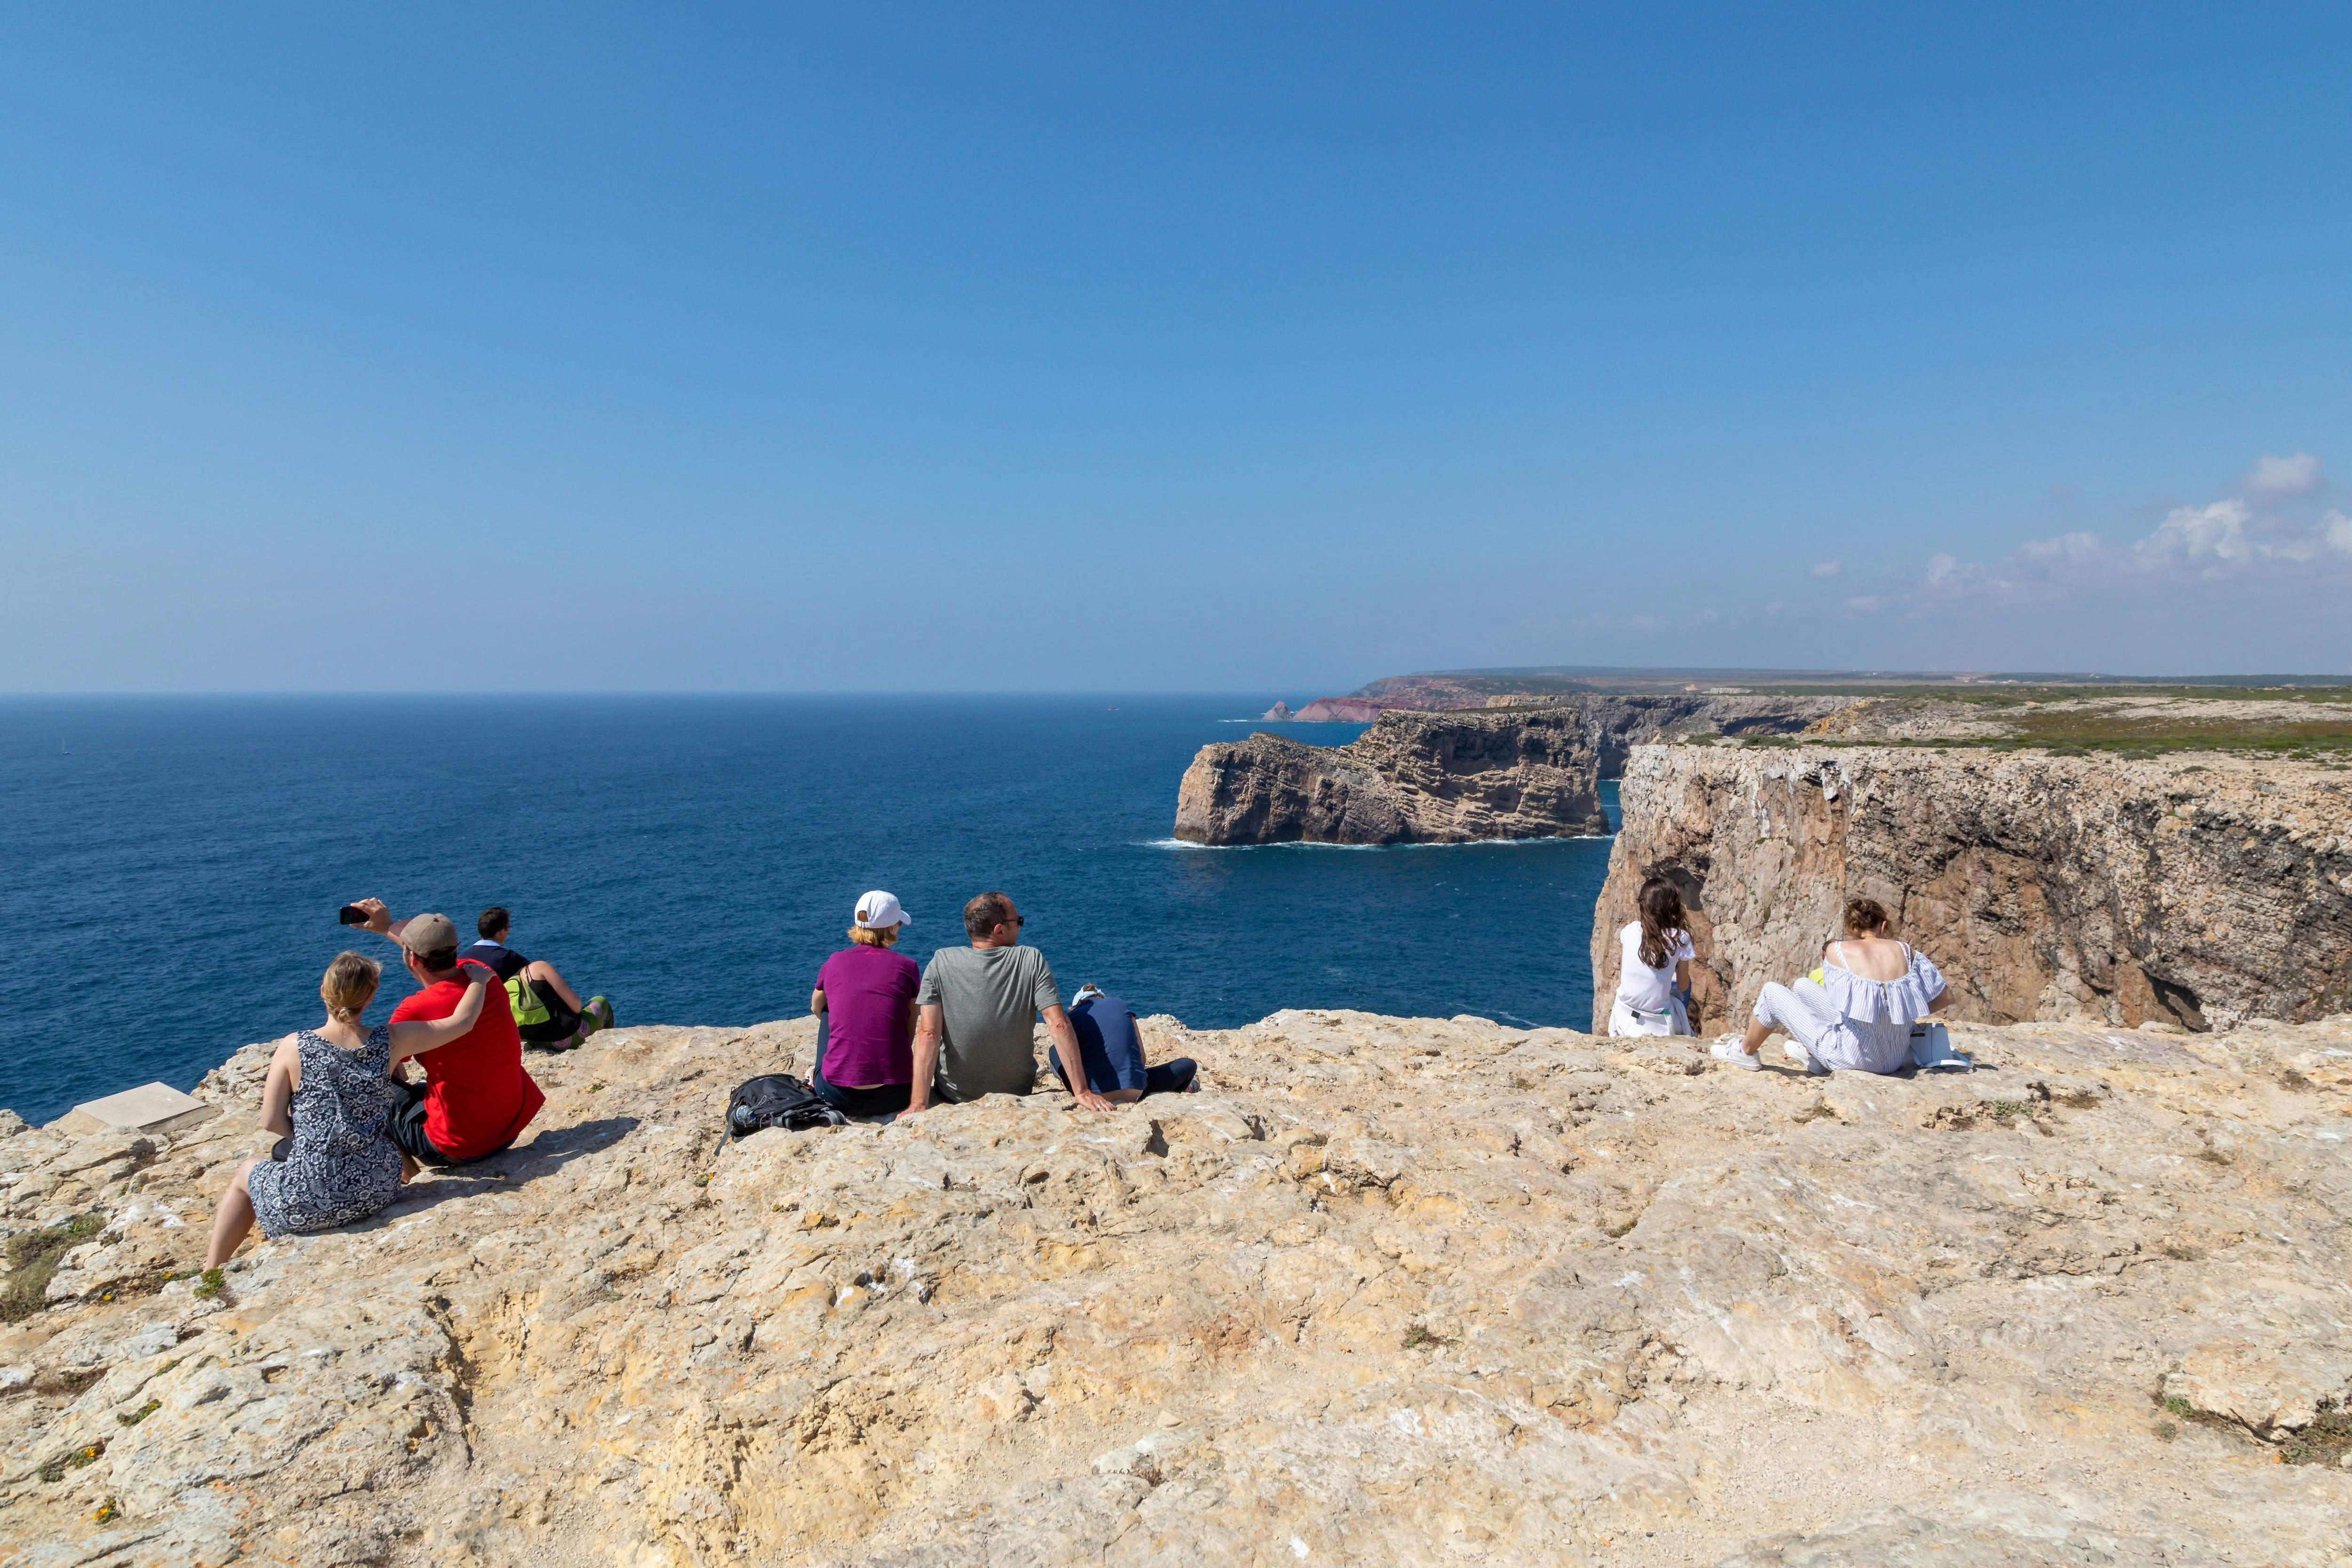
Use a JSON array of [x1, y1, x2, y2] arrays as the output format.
[[354, 901, 546, 1166]]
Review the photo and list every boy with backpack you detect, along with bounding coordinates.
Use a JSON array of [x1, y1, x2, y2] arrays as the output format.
[[466, 907, 614, 1051]]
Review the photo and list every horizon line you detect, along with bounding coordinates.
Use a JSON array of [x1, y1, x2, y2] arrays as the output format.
[[6, 664, 2352, 701]]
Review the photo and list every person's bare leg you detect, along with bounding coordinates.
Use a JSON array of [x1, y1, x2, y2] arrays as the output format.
[[525, 960, 583, 1013], [1741, 1018, 1773, 1057], [205, 1159, 261, 1269]]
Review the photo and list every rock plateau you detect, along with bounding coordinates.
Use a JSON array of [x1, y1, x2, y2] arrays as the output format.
[[4, 1010, 2351, 1566]]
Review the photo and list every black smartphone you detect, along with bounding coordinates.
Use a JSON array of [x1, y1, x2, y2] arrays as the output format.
[[338, 904, 369, 926]]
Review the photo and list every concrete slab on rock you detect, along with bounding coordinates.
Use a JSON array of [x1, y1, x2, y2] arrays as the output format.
[[55, 1079, 219, 1138]]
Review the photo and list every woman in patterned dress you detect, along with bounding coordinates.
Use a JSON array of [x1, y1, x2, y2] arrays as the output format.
[[204, 951, 491, 1267]]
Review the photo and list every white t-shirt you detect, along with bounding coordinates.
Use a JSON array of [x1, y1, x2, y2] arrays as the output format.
[[1613, 922, 1694, 1013]]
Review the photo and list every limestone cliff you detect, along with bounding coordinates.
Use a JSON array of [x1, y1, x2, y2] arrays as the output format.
[[1175, 698, 1853, 846], [1288, 696, 1388, 722], [1174, 709, 1611, 844], [5, 1011, 2351, 1565], [1593, 745, 2352, 1033]]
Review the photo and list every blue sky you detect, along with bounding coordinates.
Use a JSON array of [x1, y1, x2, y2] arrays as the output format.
[[3, 4, 2346, 692]]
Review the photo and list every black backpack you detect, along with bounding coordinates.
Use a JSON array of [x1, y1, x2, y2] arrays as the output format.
[[725, 1073, 847, 1138]]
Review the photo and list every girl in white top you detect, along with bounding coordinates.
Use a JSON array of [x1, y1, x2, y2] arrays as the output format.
[[1713, 898, 1952, 1074], [1610, 877, 1699, 1036]]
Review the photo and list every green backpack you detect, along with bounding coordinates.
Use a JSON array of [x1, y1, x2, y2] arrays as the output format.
[[504, 970, 550, 1029]]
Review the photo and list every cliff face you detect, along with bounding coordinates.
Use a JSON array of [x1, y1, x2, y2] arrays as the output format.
[[1175, 698, 1855, 846], [7, 1011, 2351, 1565], [1288, 696, 1388, 722], [1174, 709, 1611, 844], [1592, 746, 2352, 1033]]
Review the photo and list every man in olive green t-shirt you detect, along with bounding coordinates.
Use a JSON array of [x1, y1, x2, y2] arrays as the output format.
[[905, 892, 1111, 1114]]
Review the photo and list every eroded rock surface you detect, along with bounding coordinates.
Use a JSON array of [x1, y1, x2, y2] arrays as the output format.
[[5, 1012, 2352, 1566], [1174, 709, 1612, 844], [1178, 701, 1860, 847], [1552, 695, 1855, 775], [1291, 697, 1389, 723], [1595, 745, 2352, 1034]]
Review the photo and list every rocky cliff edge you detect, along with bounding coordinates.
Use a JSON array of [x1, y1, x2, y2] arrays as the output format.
[[4, 1013, 2351, 1565], [1593, 745, 2352, 1035]]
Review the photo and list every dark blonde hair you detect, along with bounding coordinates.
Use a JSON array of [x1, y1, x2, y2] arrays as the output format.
[[1843, 897, 1892, 938], [847, 923, 901, 947], [321, 951, 381, 1022], [1636, 876, 1688, 970]]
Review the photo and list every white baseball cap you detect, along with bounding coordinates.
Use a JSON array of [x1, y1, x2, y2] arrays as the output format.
[[853, 890, 911, 929]]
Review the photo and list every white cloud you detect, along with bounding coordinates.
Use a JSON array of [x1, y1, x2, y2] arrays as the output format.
[[1843, 595, 1884, 613], [1808, 559, 1843, 579], [2131, 500, 2255, 573], [1914, 453, 2349, 604], [1917, 531, 2107, 604], [2242, 450, 2323, 499], [2016, 531, 2102, 568]]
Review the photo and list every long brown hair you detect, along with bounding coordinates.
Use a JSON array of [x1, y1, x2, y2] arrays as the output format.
[[1636, 876, 1687, 969]]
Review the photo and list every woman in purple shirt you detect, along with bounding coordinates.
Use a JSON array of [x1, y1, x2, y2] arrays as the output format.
[[809, 891, 922, 1116]]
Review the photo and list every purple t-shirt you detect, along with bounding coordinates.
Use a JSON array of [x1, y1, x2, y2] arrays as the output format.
[[815, 944, 921, 1087]]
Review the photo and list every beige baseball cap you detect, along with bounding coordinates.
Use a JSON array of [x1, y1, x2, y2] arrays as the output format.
[[397, 912, 461, 955]]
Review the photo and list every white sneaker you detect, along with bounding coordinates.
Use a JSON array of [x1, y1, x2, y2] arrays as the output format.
[[1787, 1043, 1830, 1077], [1710, 1037, 1762, 1070]]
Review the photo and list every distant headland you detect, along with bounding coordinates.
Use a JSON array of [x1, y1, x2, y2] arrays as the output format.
[[1263, 664, 2352, 722]]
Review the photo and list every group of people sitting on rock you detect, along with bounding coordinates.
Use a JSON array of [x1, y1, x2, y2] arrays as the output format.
[[809, 889, 1198, 1119], [205, 875, 1949, 1268], [1607, 876, 1955, 1073], [204, 903, 612, 1270], [204, 887, 1199, 1267]]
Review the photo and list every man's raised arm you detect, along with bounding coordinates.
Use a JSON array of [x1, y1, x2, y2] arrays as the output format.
[[351, 898, 408, 945]]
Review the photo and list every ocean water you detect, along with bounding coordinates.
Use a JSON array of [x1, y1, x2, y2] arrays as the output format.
[[0, 696, 1618, 1126]]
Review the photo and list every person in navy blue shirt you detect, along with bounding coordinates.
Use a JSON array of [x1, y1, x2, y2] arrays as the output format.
[[1049, 986, 1197, 1101]]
